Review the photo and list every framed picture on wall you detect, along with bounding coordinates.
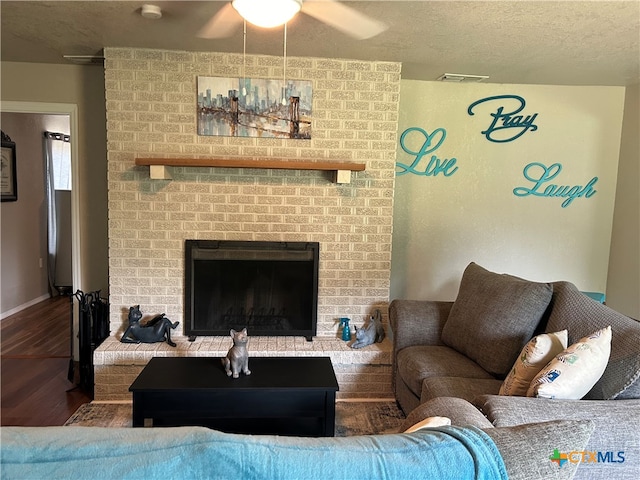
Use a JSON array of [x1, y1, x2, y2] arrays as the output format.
[[197, 76, 312, 139], [1, 131, 17, 202]]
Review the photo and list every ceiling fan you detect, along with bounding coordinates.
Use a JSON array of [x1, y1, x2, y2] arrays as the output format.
[[198, 0, 387, 40]]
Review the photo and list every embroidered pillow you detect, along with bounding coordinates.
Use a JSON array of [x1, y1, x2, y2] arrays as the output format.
[[499, 330, 568, 396], [527, 326, 612, 399]]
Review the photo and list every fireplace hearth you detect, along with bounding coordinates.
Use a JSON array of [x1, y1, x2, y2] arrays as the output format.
[[185, 240, 319, 341]]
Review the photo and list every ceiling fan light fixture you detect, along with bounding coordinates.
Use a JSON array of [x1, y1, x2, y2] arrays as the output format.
[[232, 0, 302, 28]]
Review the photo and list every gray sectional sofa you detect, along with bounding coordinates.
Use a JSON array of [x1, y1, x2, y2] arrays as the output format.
[[2, 420, 597, 480], [390, 262, 640, 479]]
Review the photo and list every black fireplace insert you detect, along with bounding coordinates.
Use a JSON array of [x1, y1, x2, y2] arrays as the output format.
[[185, 240, 319, 341]]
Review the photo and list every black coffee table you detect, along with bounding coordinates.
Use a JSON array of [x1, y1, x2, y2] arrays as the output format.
[[129, 356, 339, 436]]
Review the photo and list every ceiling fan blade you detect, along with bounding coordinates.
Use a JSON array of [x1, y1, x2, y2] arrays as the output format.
[[301, 0, 387, 40], [197, 2, 243, 39]]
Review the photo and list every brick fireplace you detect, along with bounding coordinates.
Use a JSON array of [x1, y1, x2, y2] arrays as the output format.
[[95, 47, 401, 400]]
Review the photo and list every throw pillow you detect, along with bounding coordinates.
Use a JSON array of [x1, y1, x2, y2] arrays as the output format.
[[499, 330, 568, 396], [441, 262, 553, 377], [482, 419, 595, 480], [527, 326, 612, 399], [545, 281, 640, 400]]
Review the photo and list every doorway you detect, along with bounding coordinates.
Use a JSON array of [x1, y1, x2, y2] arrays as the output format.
[[0, 102, 81, 358]]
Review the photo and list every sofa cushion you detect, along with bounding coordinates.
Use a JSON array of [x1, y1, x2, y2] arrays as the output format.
[[441, 262, 553, 377], [546, 281, 640, 400], [527, 326, 611, 399], [500, 330, 568, 396], [482, 420, 595, 480], [474, 395, 640, 479], [422, 377, 503, 403], [396, 345, 494, 396]]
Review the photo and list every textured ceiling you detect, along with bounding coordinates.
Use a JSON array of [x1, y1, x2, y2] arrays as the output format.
[[1, 1, 639, 86]]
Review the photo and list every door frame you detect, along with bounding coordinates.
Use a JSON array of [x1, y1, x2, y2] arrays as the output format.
[[2, 101, 82, 322]]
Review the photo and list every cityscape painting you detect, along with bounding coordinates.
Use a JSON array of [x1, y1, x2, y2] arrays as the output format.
[[197, 76, 312, 139]]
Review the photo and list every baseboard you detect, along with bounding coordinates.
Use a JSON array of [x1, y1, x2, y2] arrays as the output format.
[[91, 400, 133, 404], [337, 398, 396, 403], [0, 293, 51, 320], [90, 399, 396, 404]]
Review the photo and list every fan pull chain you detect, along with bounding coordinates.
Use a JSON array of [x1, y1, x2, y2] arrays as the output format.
[[242, 20, 247, 96], [282, 22, 288, 106]]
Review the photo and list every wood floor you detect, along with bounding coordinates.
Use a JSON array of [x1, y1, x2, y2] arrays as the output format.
[[1, 295, 92, 426]]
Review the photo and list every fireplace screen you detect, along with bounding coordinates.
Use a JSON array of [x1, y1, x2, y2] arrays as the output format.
[[185, 240, 319, 340]]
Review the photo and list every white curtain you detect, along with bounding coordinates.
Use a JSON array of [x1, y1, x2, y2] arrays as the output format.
[[43, 131, 71, 294]]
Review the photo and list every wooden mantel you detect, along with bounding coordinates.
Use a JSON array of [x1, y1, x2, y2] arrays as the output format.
[[135, 157, 366, 184]]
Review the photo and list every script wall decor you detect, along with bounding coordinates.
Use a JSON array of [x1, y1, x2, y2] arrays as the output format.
[[467, 94, 539, 143], [514, 162, 599, 208], [397, 127, 458, 177]]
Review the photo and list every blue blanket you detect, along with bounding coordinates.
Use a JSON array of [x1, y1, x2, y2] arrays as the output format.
[[1, 425, 507, 480]]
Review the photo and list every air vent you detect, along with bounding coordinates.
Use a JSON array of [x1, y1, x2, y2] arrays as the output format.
[[437, 73, 489, 82], [62, 55, 104, 65]]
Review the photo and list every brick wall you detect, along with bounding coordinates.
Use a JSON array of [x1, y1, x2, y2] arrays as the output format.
[[94, 337, 393, 400], [104, 47, 400, 338]]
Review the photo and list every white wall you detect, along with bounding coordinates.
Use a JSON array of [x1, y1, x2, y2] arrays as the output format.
[[391, 80, 625, 301], [1, 62, 109, 295], [606, 84, 640, 319]]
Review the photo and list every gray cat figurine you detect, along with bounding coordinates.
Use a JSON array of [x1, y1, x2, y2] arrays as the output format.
[[222, 328, 251, 378], [351, 309, 386, 349]]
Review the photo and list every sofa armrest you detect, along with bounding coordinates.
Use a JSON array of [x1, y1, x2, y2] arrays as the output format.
[[399, 396, 494, 432], [389, 299, 453, 352], [389, 299, 454, 399], [474, 395, 640, 476]]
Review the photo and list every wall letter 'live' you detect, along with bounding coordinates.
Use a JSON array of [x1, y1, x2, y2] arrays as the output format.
[[397, 127, 458, 177]]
